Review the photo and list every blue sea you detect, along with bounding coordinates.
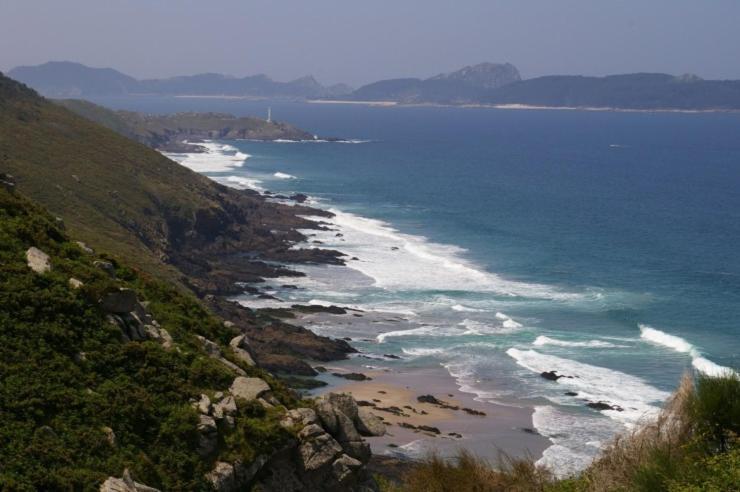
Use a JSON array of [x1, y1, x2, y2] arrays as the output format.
[[92, 96, 740, 473]]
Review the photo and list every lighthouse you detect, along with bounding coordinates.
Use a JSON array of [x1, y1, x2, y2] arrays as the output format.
[[267, 107, 272, 123]]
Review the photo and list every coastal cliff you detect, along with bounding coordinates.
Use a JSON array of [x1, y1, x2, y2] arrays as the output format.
[[0, 72, 383, 489]]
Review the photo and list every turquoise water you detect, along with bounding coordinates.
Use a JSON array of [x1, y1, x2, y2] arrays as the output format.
[[94, 96, 740, 472]]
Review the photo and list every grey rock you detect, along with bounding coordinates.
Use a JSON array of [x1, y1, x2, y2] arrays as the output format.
[[315, 399, 339, 435], [99, 469, 160, 492], [194, 394, 212, 415], [299, 432, 342, 471], [230, 376, 270, 402], [75, 241, 94, 254], [356, 407, 386, 437], [212, 395, 237, 420], [280, 407, 319, 429], [196, 335, 222, 357], [229, 335, 256, 366], [144, 325, 173, 350], [219, 357, 247, 376], [332, 454, 362, 483], [206, 462, 237, 492], [94, 260, 116, 278], [68, 278, 84, 289], [26, 247, 51, 274], [197, 414, 218, 457], [100, 289, 138, 314], [102, 426, 116, 447]]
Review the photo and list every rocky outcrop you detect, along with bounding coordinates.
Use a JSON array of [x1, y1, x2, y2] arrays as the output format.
[[26, 247, 51, 273], [229, 334, 256, 366], [196, 335, 247, 376], [230, 376, 271, 402], [99, 469, 160, 492]]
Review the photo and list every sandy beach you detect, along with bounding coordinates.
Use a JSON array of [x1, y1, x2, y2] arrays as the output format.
[[317, 364, 550, 462]]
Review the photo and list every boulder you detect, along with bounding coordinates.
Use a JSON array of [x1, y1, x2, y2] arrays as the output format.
[[197, 414, 218, 457], [356, 407, 386, 437], [94, 260, 116, 278], [26, 247, 51, 274], [230, 377, 271, 402], [194, 394, 212, 415], [196, 335, 222, 357], [229, 334, 256, 366], [75, 241, 94, 254], [100, 289, 138, 314], [206, 462, 238, 492], [69, 278, 84, 289], [332, 454, 362, 484], [322, 393, 358, 422], [299, 431, 343, 471], [280, 407, 319, 429], [99, 469, 160, 492], [212, 395, 237, 420], [315, 399, 339, 435], [144, 325, 174, 350]]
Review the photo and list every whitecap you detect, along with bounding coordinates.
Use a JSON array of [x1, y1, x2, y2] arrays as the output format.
[[506, 348, 670, 425], [163, 141, 251, 173], [401, 347, 446, 357], [301, 209, 581, 300], [639, 324, 734, 377], [533, 336, 626, 348], [273, 172, 297, 179]]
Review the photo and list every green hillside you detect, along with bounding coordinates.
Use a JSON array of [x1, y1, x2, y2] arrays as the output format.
[[0, 72, 332, 292]]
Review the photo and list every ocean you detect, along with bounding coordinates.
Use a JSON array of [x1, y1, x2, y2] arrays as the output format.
[[92, 96, 740, 474]]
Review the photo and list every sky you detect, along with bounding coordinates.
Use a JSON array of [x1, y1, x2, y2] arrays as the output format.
[[2, 0, 739, 87]]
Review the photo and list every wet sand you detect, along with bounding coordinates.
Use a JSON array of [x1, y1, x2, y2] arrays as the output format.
[[322, 365, 550, 462]]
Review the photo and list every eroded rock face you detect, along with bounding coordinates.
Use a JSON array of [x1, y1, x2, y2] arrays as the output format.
[[230, 376, 271, 402], [26, 247, 51, 274]]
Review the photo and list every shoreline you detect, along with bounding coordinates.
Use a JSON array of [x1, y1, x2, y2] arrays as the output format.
[[314, 364, 550, 463], [307, 99, 740, 113]]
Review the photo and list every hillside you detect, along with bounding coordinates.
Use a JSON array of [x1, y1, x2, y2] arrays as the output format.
[[350, 63, 521, 104], [0, 181, 381, 491], [0, 72, 354, 376], [56, 99, 319, 151], [9, 61, 352, 99], [484, 72, 740, 110]]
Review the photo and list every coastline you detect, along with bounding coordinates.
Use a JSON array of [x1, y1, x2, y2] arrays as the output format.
[[307, 98, 740, 113], [314, 361, 550, 462]]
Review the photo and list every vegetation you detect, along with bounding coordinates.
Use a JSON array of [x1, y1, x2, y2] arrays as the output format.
[[55, 99, 316, 149], [384, 372, 739, 492], [0, 185, 295, 490]]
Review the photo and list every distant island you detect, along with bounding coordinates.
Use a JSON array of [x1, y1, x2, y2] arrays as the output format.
[[9, 60, 740, 111]]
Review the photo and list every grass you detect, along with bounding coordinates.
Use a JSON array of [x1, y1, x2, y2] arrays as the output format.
[[386, 372, 739, 492], [0, 186, 296, 490]]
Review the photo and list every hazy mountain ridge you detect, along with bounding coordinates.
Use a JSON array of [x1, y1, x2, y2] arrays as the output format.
[[8, 61, 353, 98], [11, 59, 740, 112]]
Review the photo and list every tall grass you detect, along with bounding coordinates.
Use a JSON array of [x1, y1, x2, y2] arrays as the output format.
[[387, 372, 739, 492]]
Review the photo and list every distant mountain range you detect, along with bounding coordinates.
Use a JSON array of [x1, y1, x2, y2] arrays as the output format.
[[8, 61, 352, 98], [8, 61, 740, 110]]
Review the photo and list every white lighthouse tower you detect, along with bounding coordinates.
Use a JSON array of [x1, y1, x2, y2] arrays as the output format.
[[267, 107, 272, 123]]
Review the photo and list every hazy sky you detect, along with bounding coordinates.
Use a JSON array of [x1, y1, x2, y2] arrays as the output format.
[[2, 0, 739, 86]]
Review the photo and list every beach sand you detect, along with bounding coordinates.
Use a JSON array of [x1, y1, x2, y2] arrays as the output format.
[[320, 365, 550, 462]]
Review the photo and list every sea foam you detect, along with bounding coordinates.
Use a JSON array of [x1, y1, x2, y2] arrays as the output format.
[[533, 336, 626, 348], [163, 141, 251, 173], [302, 208, 581, 300], [506, 348, 670, 425], [639, 324, 734, 377]]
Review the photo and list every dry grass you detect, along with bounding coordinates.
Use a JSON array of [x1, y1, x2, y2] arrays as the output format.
[[387, 372, 739, 492], [393, 450, 554, 492], [579, 374, 695, 491]]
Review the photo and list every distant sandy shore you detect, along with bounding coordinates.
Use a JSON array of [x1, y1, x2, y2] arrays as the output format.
[[307, 99, 738, 113]]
